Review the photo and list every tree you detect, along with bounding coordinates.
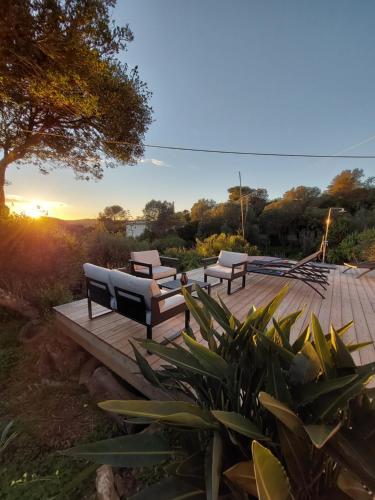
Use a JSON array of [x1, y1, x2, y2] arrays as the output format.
[[190, 199, 216, 222], [143, 200, 176, 238], [327, 169, 365, 197], [227, 186, 268, 216], [0, 0, 152, 212], [98, 205, 129, 222]]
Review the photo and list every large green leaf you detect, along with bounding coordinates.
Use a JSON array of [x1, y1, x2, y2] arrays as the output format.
[[311, 313, 335, 378], [304, 422, 341, 448], [297, 374, 358, 406], [223, 461, 257, 497], [130, 342, 160, 386], [99, 400, 218, 429], [311, 364, 375, 421], [252, 441, 291, 500], [130, 477, 206, 500], [336, 320, 354, 338], [347, 341, 374, 353], [256, 286, 289, 332], [266, 353, 291, 405], [330, 326, 355, 369], [182, 288, 213, 340], [137, 340, 222, 379], [289, 341, 321, 385], [205, 431, 222, 500], [182, 332, 230, 379], [211, 410, 269, 440], [291, 325, 310, 354], [195, 286, 234, 336], [64, 433, 175, 467], [258, 392, 304, 437]]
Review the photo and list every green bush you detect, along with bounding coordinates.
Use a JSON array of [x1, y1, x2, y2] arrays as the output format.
[[196, 232, 259, 257], [84, 224, 148, 268], [67, 287, 375, 499], [328, 228, 375, 264], [152, 234, 186, 253], [163, 248, 201, 271]]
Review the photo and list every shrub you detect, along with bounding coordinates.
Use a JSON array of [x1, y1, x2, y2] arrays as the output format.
[[163, 248, 201, 271], [152, 234, 186, 253], [0, 215, 83, 310], [84, 225, 148, 268], [196, 232, 259, 257], [328, 228, 375, 264], [67, 287, 375, 498]]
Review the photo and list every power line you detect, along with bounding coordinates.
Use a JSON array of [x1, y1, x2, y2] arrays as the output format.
[[20, 129, 375, 159]]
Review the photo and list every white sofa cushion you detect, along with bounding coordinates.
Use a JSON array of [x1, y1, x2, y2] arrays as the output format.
[[83, 263, 115, 296], [131, 250, 161, 272], [159, 294, 185, 313], [218, 250, 247, 268], [204, 264, 234, 279], [136, 265, 177, 279], [109, 270, 161, 310]]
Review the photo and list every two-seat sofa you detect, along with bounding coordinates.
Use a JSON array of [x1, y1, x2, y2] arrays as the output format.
[[83, 263, 190, 340]]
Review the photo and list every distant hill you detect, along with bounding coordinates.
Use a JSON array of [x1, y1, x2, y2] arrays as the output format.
[[45, 217, 97, 228]]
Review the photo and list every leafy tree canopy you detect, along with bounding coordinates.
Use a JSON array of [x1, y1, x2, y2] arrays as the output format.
[[327, 169, 373, 197], [98, 205, 129, 221], [143, 200, 176, 238], [190, 198, 216, 222], [0, 0, 152, 210]]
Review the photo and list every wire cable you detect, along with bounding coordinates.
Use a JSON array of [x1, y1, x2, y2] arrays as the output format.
[[19, 129, 375, 159]]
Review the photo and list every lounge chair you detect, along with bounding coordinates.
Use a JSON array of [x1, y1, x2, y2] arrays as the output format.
[[342, 261, 375, 278], [247, 251, 330, 298], [83, 263, 189, 340], [129, 250, 178, 281], [203, 250, 248, 295]]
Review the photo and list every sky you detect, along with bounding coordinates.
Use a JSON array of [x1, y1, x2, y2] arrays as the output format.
[[6, 0, 375, 219]]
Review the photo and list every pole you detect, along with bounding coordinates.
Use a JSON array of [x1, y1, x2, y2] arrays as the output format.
[[321, 207, 332, 263], [239, 171, 245, 239]]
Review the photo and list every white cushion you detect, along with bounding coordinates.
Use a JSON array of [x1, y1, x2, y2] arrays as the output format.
[[137, 265, 177, 279], [204, 264, 234, 279], [109, 270, 161, 310], [218, 250, 247, 268], [131, 250, 161, 270], [160, 294, 185, 313], [83, 263, 115, 296]]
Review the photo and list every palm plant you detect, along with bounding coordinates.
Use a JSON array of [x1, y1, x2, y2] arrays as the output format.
[[66, 286, 375, 499]]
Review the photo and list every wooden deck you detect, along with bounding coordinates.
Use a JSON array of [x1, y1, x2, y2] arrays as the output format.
[[54, 264, 375, 398]]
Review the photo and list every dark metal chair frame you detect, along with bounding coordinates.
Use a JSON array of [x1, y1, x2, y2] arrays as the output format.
[[342, 260, 375, 279], [85, 277, 189, 340], [129, 255, 178, 280], [247, 251, 330, 298], [202, 256, 248, 295]]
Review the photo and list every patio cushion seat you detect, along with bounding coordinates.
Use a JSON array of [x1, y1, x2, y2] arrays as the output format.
[[131, 250, 161, 270], [83, 263, 117, 308], [204, 264, 234, 279], [136, 265, 178, 279], [218, 250, 248, 267], [110, 270, 161, 310], [159, 294, 185, 313]]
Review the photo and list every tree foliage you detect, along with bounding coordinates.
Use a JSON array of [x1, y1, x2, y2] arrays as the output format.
[[0, 0, 152, 209]]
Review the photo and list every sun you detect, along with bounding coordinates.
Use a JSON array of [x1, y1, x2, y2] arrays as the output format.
[[23, 201, 48, 218]]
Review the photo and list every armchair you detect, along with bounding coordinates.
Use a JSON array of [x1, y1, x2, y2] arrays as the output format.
[[129, 250, 178, 281], [203, 250, 248, 294]]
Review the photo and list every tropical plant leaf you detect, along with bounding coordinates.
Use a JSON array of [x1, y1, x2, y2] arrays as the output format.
[[182, 332, 229, 379], [223, 461, 257, 497], [337, 469, 373, 500], [256, 286, 289, 332], [258, 392, 304, 437], [182, 288, 213, 340], [336, 320, 354, 337], [330, 326, 355, 369], [266, 353, 291, 405], [347, 341, 374, 353], [304, 422, 341, 448], [311, 313, 334, 378], [205, 431, 222, 500], [288, 341, 321, 385], [211, 410, 269, 440], [63, 433, 175, 467], [130, 342, 160, 386], [137, 340, 222, 379], [252, 440, 291, 500], [99, 400, 218, 429], [297, 374, 358, 406], [291, 325, 310, 354], [129, 476, 206, 500]]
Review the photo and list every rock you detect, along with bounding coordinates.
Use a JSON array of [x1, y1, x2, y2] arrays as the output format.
[[79, 357, 101, 386], [0, 287, 39, 320], [86, 366, 142, 430], [96, 465, 119, 500], [114, 472, 127, 498], [44, 339, 88, 377]]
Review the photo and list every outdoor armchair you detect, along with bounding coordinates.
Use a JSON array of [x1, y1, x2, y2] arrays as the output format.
[[83, 263, 189, 341], [203, 250, 248, 295], [129, 250, 178, 281]]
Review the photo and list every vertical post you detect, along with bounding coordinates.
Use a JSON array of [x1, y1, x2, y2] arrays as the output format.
[[322, 207, 332, 263], [239, 171, 244, 240]]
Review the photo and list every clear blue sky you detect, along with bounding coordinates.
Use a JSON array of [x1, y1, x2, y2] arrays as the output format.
[[7, 0, 375, 218]]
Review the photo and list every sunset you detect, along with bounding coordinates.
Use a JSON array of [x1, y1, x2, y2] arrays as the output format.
[[1, 1, 375, 498]]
